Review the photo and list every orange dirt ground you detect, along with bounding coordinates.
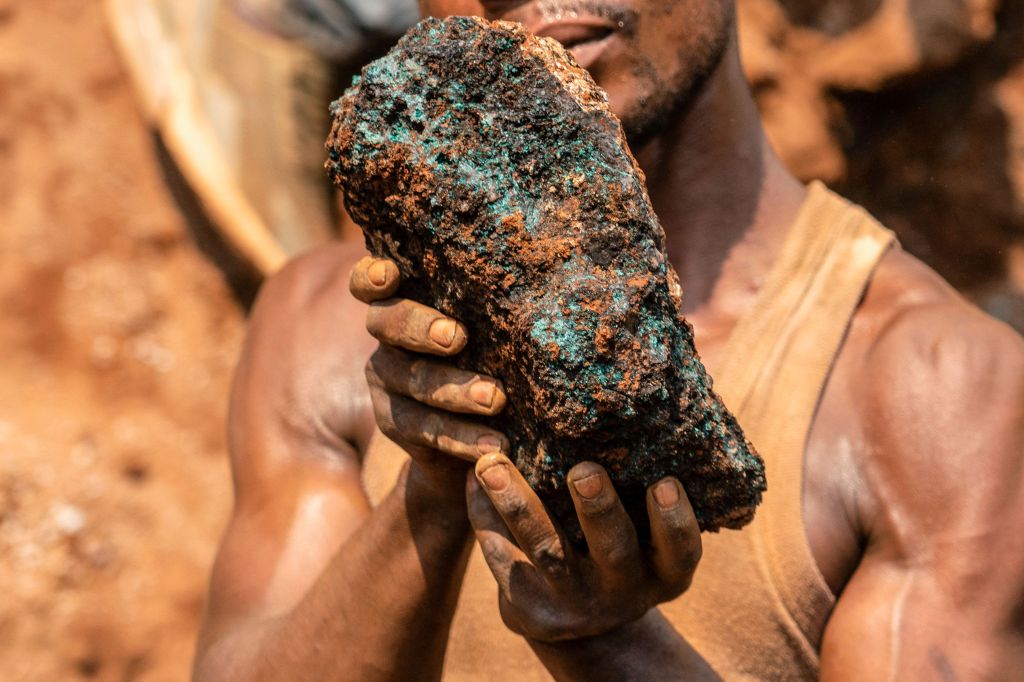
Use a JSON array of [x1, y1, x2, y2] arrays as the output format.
[[0, 1, 242, 679]]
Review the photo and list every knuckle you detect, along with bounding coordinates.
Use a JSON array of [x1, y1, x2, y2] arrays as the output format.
[[499, 495, 531, 521], [368, 385, 389, 417], [407, 358, 429, 396], [375, 413, 400, 442], [599, 542, 635, 569], [478, 534, 510, 563], [364, 303, 386, 335], [400, 301, 429, 337], [531, 539, 566, 574], [419, 411, 443, 448], [435, 432, 468, 457], [364, 358, 383, 388]]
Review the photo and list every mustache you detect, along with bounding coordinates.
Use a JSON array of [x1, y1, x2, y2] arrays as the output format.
[[535, 0, 639, 32]]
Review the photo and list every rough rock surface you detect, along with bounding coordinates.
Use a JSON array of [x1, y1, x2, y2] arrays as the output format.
[[326, 16, 766, 534]]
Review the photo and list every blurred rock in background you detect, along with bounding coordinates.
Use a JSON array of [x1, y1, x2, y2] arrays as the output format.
[[740, 0, 1024, 297]]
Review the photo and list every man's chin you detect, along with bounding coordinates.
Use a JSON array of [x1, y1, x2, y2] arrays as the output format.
[[603, 89, 674, 151]]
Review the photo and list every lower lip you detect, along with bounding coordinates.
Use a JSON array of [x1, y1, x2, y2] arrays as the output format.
[[567, 33, 615, 70]]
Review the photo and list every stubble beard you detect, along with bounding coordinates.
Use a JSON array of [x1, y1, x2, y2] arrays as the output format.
[[618, 5, 733, 149]]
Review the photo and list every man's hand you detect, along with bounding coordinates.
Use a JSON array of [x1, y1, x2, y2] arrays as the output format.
[[349, 256, 510, 493], [349, 255, 703, 643], [196, 245, 486, 681], [467, 455, 702, 643]]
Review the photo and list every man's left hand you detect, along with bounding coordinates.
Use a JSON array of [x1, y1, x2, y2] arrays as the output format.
[[467, 455, 702, 643]]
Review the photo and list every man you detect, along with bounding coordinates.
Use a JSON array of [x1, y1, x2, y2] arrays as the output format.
[[193, 1, 1024, 679]]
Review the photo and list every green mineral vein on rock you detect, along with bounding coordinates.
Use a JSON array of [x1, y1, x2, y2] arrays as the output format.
[[326, 16, 766, 536]]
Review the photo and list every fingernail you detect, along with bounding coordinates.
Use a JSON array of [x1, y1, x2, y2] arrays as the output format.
[[572, 474, 602, 500], [469, 381, 495, 408], [476, 434, 503, 455], [479, 463, 510, 491], [654, 480, 679, 509], [429, 318, 457, 347], [368, 260, 389, 286]]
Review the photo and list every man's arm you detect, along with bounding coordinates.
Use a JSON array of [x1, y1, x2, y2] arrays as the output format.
[[821, 303, 1024, 680], [526, 611, 718, 682], [193, 246, 508, 681]]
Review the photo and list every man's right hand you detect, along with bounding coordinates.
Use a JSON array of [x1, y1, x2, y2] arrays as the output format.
[[348, 256, 511, 497], [196, 245, 483, 681]]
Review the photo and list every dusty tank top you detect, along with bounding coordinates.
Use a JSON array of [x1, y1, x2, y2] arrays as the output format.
[[360, 182, 896, 680]]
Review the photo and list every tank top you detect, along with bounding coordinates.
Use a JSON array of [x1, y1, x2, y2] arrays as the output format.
[[360, 182, 896, 680]]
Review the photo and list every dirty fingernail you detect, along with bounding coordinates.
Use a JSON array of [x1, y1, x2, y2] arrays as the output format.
[[654, 480, 679, 509], [429, 318, 457, 347], [470, 381, 495, 408], [573, 474, 602, 500], [476, 434, 503, 455], [368, 260, 389, 286], [479, 462, 510, 491]]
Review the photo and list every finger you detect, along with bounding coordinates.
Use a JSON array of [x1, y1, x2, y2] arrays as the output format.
[[468, 476, 554, 640], [349, 256, 401, 303], [467, 472, 531, 592], [646, 477, 702, 592], [366, 298, 468, 356], [475, 454, 570, 579], [369, 386, 508, 461], [566, 462, 642, 580], [368, 346, 507, 416]]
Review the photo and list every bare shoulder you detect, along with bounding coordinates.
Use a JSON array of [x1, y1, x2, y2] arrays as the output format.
[[818, 254, 1024, 682], [860, 248, 1024, 413], [236, 239, 380, 467], [849, 247, 1024, 549], [255, 240, 374, 325]]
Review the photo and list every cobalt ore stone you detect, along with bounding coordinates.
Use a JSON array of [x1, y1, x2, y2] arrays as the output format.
[[326, 16, 766, 535]]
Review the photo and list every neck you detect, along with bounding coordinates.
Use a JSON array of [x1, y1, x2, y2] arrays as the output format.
[[634, 38, 806, 327]]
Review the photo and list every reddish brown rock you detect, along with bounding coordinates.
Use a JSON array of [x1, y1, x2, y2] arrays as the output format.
[[326, 16, 766, 537]]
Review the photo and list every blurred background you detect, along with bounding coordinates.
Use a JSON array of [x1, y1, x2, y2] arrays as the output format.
[[1, 0, 1021, 679]]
